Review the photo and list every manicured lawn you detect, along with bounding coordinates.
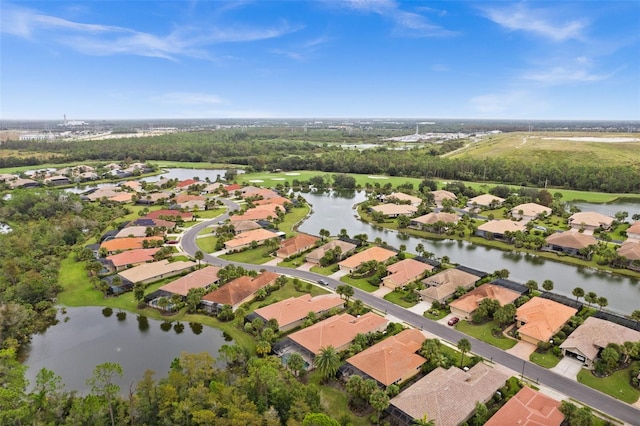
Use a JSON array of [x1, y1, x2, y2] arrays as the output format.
[[277, 205, 311, 237], [195, 207, 226, 219], [152, 161, 235, 170], [196, 236, 218, 253], [243, 280, 328, 313], [220, 246, 275, 264], [197, 225, 216, 236], [529, 351, 562, 368], [277, 254, 307, 268], [455, 320, 518, 350], [577, 362, 640, 404], [383, 290, 418, 308], [310, 264, 340, 276], [340, 275, 379, 293], [423, 308, 449, 320], [441, 346, 475, 369]]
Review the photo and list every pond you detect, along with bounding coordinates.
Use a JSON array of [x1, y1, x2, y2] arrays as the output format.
[[23, 307, 229, 393], [141, 167, 243, 183], [297, 190, 640, 315]]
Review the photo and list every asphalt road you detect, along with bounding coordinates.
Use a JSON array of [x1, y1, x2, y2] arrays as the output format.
[[181, 202, 640, 425]]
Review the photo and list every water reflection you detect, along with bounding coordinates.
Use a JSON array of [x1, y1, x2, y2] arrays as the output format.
[[102, 307, 113, 317], [137, 315, 150, 333], [189, 322, 203, 335]]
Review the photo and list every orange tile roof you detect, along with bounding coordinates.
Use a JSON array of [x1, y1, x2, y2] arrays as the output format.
[[485, 387, 563, 426], [254, 294, 344, 329], [159, 266, 221, 296], [176, 179, 199, 188], [254, 196, 290, 206], [224, 228, 280, 249], [545, 231, 597, 250], [516, 298, 577, 343], [224, 184, 242, 191], [289, 312, 388, 355], [100, 236, 164, 252], [202, 271, 278, 306], [346, 329, 426, 386], [174, 194, 205, 203], [230, 204, 282, 222], [106, 248, 161, 267], [109, 192, 134, 203], [145, 209, 193, 221], [338, 247, 396, 270], [384, 259, 433, 287], [449, 284, 520, 315], [276, 234, 319, 257]]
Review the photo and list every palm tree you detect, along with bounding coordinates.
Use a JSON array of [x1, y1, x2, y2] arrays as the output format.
[[342, 285, 354, 304], [194, 250, 204, 268], [457, 338, 471, 368], [415, 243, 425, 257], [256, 340, 271, 357], [369, 389, 390, 423], [596, 296, 608, 311], [585, 292, 598, 308], [542, 280, 554, 292], [286, 352, 306, 377], [572, 287, 584, 302], [315, 346, 340, 382], [319, 228, 330, 241], [413, 414, 436, 426]]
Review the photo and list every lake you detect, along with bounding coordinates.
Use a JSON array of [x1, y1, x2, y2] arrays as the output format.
[[23, 307, 229, 393]]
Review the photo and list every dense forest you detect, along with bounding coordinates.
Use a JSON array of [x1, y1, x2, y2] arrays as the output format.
[[3, 130, 639, 193]]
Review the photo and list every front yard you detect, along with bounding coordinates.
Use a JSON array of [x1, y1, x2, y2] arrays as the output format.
[[577, 361, 640, 404], [455, 320, 518, 350], [529, 351, 562, 368], [340, 275, 379, 293], [384, 289, 419, 308], [310, 264, 340, 276], [220, 246, 275, 264]]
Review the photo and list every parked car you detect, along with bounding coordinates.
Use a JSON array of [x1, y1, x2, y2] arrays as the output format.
[[317, 279, 329, 286], [447, 317, 459, 326]]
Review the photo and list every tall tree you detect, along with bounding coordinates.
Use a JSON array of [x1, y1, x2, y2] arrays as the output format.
[[369, 389, 390, 423], [194, 250, 204, 268], [572, 287, 584, 302], [86, 362, 123, 426], [457, 338, 471, 368], [315, 346, 340, 382], [542, 280, 554, 292]]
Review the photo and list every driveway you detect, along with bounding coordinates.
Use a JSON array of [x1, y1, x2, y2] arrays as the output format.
[[296, 262, 315, 272], [372, 286, 392, 298], [328, 269, 349, 279], [551, 357, 584, 381], [407, 301, 431, 316], [506, 341, 537, 360]]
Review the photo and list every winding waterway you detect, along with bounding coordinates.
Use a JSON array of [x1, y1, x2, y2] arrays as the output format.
[[297, 190, 640, 315]]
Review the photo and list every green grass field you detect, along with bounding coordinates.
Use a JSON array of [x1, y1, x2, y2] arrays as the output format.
[[277, 205, 311, 237], [195, 207, 226, 219], [220, 246, 274, 264], [310, 264, 340, 276], [455, 320, 518, 350], [243, 280, 328, 313], [196, 236, 218, 253], [340, 275, 379, 293], [529, 351, 562, 368], [577, 362, 640, 404], [383, 290, 418, 308]]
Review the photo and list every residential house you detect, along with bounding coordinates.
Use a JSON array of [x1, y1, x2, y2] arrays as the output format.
[[145, 209, 194, 222], [388, 363, 509, 426], [44, 175, 71, 186], [106, 248, 161, 271], [254, 196, 290, 207], [467, 194, 505, 210], [121, 181, 142, 191], [410, 212, 459, 230], [118, 259, 196, 285], [306, 239, 357, 264], [251, 294, 344, 332], [344, 329, 426, 387], [131, 218, 176, 230], [232, 220, 262, 234], [485, 387, 564, 426], [230, 204, 283, 222], [100, 236, 164, 255], [382, 259, 434, 289], [85, 185, 121, 201], [418, 268, 480, 305], [511, 203, 551, 222], [476, 220, 526, 240], [224, 228, 281, 251], [224, 183, 242, 192], [385, 192, 422, 206], [338, 247, 397, 273], [544, 231, 597, 256], [625, 222, 640, 241], [449, 284, 521, 320], [201, 271, 279, 312], [370, 203, 417, 218], [0, 173, 17, 183], [109, 192, 134, 204], [203, 182, 224, 193], [285, 312, 388, 361], [176, 179, 200, 189], [617, 241, 640, 270], [114, 226, 151, 239], [244, 187, 281, 200], [515, 298, 577, 345], [276, 234, 320, 258], [173, 194, 206, 211], [158, 266, 221, 298], [568, 211, 614, 233], [430, 190, 457, 207], [136, 192, 169, 205], [9, 178, 39, 189], [559, 317, 640, 368]]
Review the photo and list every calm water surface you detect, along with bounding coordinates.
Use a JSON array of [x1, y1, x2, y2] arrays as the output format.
[[24, 307, 228, 393]]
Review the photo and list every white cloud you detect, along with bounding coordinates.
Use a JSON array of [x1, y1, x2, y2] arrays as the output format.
[[481, 3, 587, 42], [154, 92, 224, 105], [469, 90, 545, 116], [524, 67, 611, 84]]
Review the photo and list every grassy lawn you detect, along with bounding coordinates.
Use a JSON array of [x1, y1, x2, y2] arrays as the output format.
[[196, 236, 219, 253], [529, 351, 562, 368], [455, 320, 518, 350], [577, 362, 640, 404], [441, 346, 475, 369], [307, 370, 371, 426], [340, 275, 379, 293], [195, 207, 226, 219], [310, 264, 340, 276], [243, 280, 328, 313], [277, 254, 307, 268], [277, 205, 311, 237], [151, 161, 236, 170], [197, 225, 216, 236], [220, 246, 275, 264], [383, 290, 418, 308], [423, 308, 449, 320]]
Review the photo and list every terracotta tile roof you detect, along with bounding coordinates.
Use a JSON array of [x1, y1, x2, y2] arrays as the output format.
[[569, 211, 614, 229], [626, 221, 640, 236], [411, 212, 459, 225], [122, 181, 142, 191], [230, 204, 283, 222], [386, 192, 422, 205], [516, 298, 577, 343], [485, 387, 563, 426], [244, 188, 280, 199], [224, 184, 242, 191], [176, 179, 199, 188], [477, 220, 526, 234], [109, 192, 134, 203], [114, 226, 150, 238], [449, 284, 520, 315], [511, 203, 552, 218], [106, 248, 161, 268], [118, 259, 196, 283], [254, 196, 290, 206], [390, 363, 509, 426], [145, 209, 193, 221], [202, 271, 278, 307], [545, 231, 597, 250], [254, 294, 344, 329], [174, 194, 205, 203], [100, 236, 164, 252], [224, 228, 280, 249], [276, 234, 320, 257], [288, 312, 388, 355], [468, 194, 505, 206], [338, 247, 397, 270], [559, 317, 640, 362], [346, 329, 426, 386], [159, 266, 221, 297], [384, 259, 433, 287], [617, 240, 640, 260], [431, 190, 457, 203], [306, 240, 358, 263]]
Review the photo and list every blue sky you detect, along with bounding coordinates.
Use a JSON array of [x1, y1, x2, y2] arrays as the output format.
[[1, 1, 639, 120]]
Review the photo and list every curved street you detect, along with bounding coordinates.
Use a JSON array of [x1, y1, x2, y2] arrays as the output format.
[[180, 199, 640, 425]]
